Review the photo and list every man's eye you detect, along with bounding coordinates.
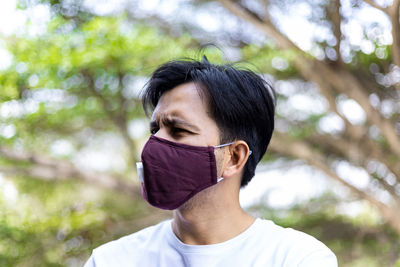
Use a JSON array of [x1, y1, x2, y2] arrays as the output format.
[[171, 128, 187, 134]]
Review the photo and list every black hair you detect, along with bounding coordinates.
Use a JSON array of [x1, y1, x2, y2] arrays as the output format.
[[142, 57, 275, 187]]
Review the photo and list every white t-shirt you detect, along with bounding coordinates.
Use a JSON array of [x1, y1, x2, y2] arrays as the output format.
[[84, 218, 337, 267]]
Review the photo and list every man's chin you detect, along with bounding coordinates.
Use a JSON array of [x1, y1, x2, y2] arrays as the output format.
[[177, 197, 197, 211], [176, 187, 217, 212]]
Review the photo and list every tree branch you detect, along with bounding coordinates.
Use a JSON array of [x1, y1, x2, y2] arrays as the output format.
[[268, 132, 400, 233], [363, 0, 389, 13], [0, 146, 141, 197], [218, 0, 400, 157], [305, 133, 400, 181], [293, 52, 400, 157], [217, 0, 302, 51], [305, 136, 400, 200], [389, 0, 400, 67], [307, 62, 400, 157], [268, 133, 376, 203], [328, 0, 343, 63], [218, 0, 364, 143], [82, 69, 140, 164]]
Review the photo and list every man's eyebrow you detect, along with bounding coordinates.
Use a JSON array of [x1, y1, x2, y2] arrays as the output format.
[[150, 115, 200, 132]]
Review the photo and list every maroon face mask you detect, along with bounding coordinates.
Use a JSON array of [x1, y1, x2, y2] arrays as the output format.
[[136, 135, 234, 210]]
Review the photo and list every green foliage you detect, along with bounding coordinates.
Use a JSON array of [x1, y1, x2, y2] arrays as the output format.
[[0, 8, 237, 265], [0, 14, 216, 160], [0, 177, 151, 267], [0, 13, 210, 266], [352, 45, 391, 71]]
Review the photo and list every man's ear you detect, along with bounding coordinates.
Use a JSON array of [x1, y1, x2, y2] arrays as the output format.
[[221, 140, 251, 178]]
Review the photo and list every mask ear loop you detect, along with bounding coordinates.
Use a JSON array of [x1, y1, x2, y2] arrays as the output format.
[[214, 142, 253, 155], [214, 141, 235, 148]]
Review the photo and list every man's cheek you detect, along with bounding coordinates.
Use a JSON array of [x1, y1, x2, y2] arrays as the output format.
[[214, 150, 226, 178]]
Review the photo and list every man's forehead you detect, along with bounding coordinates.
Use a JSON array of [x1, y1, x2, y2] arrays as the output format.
[[151, 110, 187, 122], [151, 83, 208, 121], [158, 82, 206, 105]]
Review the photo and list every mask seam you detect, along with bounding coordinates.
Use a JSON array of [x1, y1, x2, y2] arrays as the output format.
[[150, 136, 217, 152]]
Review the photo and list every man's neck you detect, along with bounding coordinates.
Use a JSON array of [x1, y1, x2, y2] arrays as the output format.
[[171, 201, 255, 245]]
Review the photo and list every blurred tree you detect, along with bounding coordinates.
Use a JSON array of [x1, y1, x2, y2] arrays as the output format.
[[208, 0, 400, 235], [27, 0, 400, 236], [1, 0, 400, 265]]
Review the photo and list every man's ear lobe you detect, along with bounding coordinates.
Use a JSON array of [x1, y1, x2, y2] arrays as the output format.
[[222, 141, 251, 178]]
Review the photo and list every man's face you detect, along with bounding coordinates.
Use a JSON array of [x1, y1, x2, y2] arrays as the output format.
[[150, 82, 221, 148], [150, 82, 228, 210]]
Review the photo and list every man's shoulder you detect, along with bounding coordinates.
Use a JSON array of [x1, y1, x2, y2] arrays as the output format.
[[93, 219, 171, 256], [255, 219, 337, 265], [257, 218, 329, 248]]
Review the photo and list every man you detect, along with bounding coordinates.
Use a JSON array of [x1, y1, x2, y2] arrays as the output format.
[[84, 58, 337, 266]]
